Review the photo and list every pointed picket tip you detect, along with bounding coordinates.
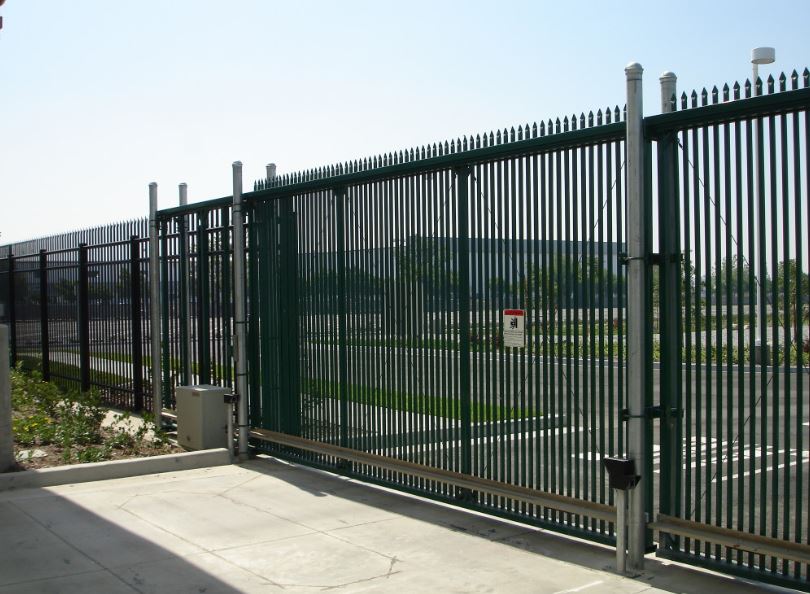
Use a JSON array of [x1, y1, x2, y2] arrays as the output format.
[[538, 122, 545, 137], [804, 68, 810, 87], [779, 71, 787, 91], [791, 70, 799, 89]]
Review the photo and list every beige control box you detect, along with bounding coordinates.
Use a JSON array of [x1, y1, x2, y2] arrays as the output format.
[[175, 385, 229, 451]]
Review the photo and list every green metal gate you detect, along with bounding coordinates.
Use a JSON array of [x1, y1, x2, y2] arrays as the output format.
[[649, 71, 810, 589], [245, 117, 629, 544]]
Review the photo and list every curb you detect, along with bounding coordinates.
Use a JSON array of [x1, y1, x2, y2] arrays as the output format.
[[0, 448, 232, 492]]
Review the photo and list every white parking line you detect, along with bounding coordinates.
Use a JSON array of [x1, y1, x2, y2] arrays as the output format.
[[553, 581, 604, 594]]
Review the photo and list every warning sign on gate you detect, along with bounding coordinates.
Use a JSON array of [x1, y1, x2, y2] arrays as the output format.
[[503, 309, 525, 348]]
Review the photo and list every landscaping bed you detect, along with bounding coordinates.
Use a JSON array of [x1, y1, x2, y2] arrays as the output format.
[[8, 366, 182, 472]]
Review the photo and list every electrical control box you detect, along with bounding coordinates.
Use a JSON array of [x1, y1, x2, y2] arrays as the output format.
[[175, 385, 229, 451]]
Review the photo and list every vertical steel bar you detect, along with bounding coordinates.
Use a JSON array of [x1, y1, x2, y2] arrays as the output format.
[[335, 186, 349, 449], [456, 166, 472, 476], [658, 74, 681, 546], [7, 249, 16, 367], [148, 183, 162, 427], [178, 184, 192, 386], [131, 235, 144, 411], [160, 221, 171, 409], [78, 243, 90, 392], [232, 162, 249, 458], [39, 250, 49, 381], [625, 62, 648, 569]]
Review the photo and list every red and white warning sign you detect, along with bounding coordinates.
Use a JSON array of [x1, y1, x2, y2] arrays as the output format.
[[502, 309, 525, 348]]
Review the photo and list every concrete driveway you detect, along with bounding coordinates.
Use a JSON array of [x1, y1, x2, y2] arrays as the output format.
[[0, 457, 795, 593]]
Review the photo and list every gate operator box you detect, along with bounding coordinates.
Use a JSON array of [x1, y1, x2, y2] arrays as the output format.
[[175, 385, 229, 451]]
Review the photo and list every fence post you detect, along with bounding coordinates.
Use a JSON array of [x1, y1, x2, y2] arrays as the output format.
[[196, 212, 211, 385], [148, 183, 163, 426], [625, 62, 649, 570], [178, 183, 192, 386], [0, 325, 12, 472], [78, 243, 91, 392], [657, 71, 682, 542], [7, 249, 16, 366], [39, 249, 49, 381], [232, 161, 250, 459], [130, 235, 144, 411], [454, 165, 472, 477], [335, 186, 349, 449]]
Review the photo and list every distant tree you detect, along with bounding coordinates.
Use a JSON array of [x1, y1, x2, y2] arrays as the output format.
[[774, 259, 810, 352]]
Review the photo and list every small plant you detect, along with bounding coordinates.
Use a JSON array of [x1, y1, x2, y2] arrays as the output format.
[[10, 367, 178, 468]]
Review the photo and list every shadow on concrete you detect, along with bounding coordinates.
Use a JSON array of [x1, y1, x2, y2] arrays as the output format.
[[243, 455, 796, 594], [0, 487, 246, 593]]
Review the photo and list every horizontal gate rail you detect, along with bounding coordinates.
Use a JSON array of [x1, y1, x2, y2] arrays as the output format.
[[652, 514, 810, 566], [251, 428, 616, 523]]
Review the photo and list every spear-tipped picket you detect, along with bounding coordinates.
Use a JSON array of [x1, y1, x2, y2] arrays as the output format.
[[586, 112, 592, 129], [779, 71, 786, 92], [733, 82, 740, 101], [804, 68, 809, 87], [711, 85, 718, 104], [791, 70, 799, 90], [767, 74, 774, 94], [596, 109, 603, 126]]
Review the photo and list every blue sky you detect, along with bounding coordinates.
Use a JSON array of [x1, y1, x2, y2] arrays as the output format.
[[1, 0, 808, 243]]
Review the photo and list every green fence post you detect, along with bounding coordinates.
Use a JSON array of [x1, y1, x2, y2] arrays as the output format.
[[7, 249, 16, 367], [278, 196, 300, 437], [39, 249, 50, 381], [335, 186, 349, 448], [160, 220, 171, 408], [130, 235, 144, 411], [197, 212, 211, 385], [657, 72, 682, 545], [78, 243, 91, 392], [454, 166, 472, 477], [178, 184, 191, 386]]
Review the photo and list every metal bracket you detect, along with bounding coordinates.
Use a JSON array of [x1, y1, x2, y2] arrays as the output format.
[[620, 252, 684, 266], [621, 406, 683, 422]]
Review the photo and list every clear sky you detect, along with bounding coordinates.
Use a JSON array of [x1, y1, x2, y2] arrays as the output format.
[[1, 0, 808, 244]]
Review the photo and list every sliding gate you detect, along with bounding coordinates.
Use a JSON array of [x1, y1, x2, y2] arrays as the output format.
[[246, 115, 629, 545], [649, 72, 810, 588]]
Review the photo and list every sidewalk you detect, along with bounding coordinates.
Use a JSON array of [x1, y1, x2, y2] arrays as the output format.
[[0, 457, 793, 593]]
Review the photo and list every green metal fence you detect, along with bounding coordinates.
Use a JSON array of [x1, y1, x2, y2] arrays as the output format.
[[240, 114, 629, 543], [4, 63, 809, 591], [648, 71, 810, 588], [0, 222, 152, 410]]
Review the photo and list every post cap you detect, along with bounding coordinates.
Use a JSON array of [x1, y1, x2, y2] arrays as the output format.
[[659, 71, 677, 83], [232, 161, 243, 167], [625, 62, 643, 79], [179, 182, 187, 188], [149, 182, 157, 188]]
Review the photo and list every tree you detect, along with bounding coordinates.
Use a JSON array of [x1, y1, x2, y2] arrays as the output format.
[[774, 259, 810, 355]]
